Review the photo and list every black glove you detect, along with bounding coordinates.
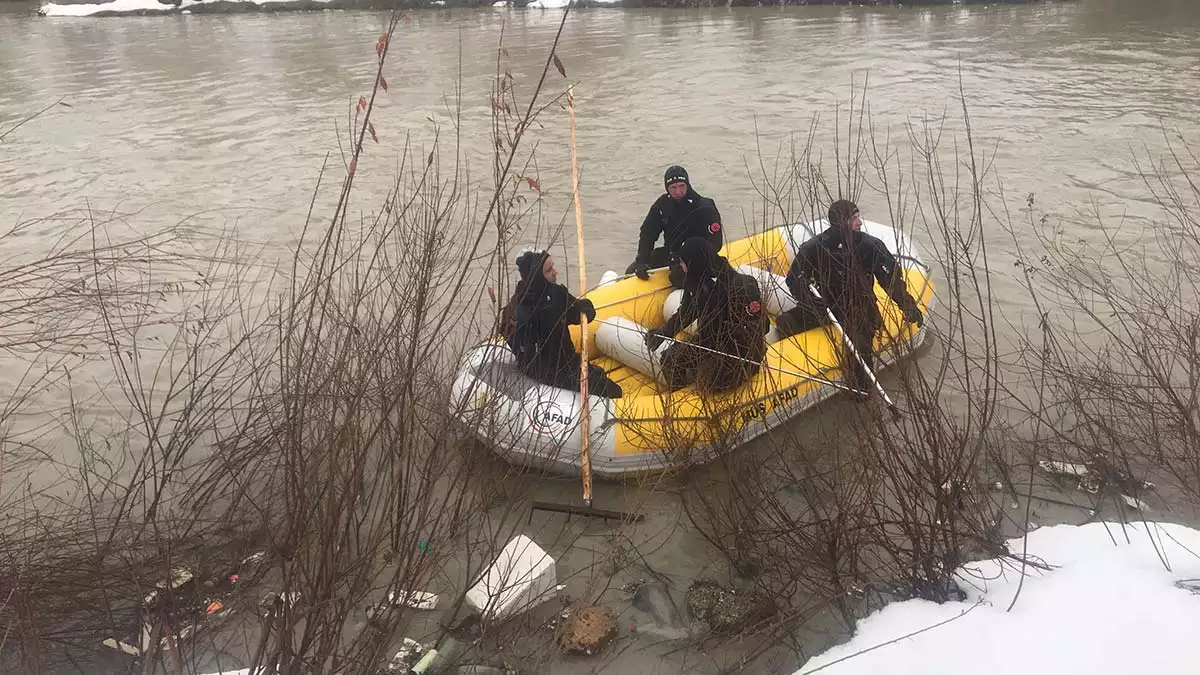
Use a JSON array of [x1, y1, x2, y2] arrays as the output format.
[[903, 302, 924, 327], [576, 298, 596, 323], [645, 328, 667, 351], [631, 261, 651, 281]]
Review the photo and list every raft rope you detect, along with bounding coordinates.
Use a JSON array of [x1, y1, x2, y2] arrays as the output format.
[[601, 319, 870, 397]]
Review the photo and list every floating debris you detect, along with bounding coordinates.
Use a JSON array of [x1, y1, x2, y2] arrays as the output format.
[[386, 589, 440, 610], [559, 605, 618, 655], [103, 558, 246, 658], [465, 535, 557, 622], [1121, 494, 1151, 511], [259, 590, 301, 617], [452, 667, 509, 675], [632, 581, 685, 631], [367, 589, 440, 624], [143, 567, 194, 605], [686, 579, 775, 634], [1038, 456, 1155, 509], [620, 578, 647, 595], [384, 637, 426, 672]]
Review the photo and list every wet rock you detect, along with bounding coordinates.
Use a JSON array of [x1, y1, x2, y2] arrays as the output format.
[[686, 579, 775, 634], [558, 605, 618, 655]]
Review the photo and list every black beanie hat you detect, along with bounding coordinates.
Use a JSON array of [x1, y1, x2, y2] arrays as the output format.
[[664, 165, 690, 190], [515, 249, 550, 283], [828, 199, 860, 229], [676, 236, 716, 281]]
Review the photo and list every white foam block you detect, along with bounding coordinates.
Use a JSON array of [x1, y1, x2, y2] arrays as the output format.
[[465, 535, 557, 622]]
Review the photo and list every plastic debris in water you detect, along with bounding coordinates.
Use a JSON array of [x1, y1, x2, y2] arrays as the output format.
[[386, 638, 426, 672], [385, 589, 439, 610]]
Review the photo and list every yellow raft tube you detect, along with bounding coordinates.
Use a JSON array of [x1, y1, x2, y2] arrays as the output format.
[[450, 218, 936, 477]]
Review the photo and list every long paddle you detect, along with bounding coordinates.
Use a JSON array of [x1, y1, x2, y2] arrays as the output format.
[[806, 282, 901, 418], [567, 85, 594, 507]]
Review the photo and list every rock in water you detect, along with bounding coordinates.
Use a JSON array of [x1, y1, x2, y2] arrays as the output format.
[[686, 578, 775, 634], [559, 605, 618, 655]]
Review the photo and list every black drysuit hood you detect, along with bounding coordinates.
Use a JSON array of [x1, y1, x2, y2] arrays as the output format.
[[514, 249, 550, 297], [664, 165, 690, 191], [675, 236, 718, 290]]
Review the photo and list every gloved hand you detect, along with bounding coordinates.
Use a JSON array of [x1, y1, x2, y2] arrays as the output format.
[[631, 261, 651, 281], [644, 327, 667, 351], [576, 298, 596, 323], [903, 303, 924, 327]]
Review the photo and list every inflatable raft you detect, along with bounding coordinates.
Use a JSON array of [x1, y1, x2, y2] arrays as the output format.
[[450, 218, 936, 477]]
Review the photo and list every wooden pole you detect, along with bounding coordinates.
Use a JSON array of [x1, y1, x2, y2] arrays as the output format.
[[567, 85, 593, 507]]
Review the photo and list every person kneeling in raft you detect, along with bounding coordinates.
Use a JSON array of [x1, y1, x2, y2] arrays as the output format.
[[499, 249, 623, 399], [643, 237, 768, 393], [774, 199, 924, 390]]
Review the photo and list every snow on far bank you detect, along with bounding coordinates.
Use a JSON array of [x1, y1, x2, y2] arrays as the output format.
[[39, 0, 183, 16], [795, 521, 1200, 675], [38, 0, 333, 17], [40, 0, 616, 14], [526, 0, 618, 7]]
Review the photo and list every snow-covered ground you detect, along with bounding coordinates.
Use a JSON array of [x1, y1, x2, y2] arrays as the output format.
[[795, 521, 1200, 674]]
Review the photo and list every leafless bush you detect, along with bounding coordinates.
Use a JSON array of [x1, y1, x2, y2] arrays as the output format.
[[1, 8, 638, 674], [677, 87, 1022, 667]]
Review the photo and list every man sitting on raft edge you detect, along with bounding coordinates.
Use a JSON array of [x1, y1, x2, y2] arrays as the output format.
[[499, 249, 623, 399]]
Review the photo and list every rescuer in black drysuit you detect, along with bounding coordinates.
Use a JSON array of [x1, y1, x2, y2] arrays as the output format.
[[500, 249, 623, 399], [774, 199, 924, 388], [625, 165, 725, 288], [643, 237, 768, 393]]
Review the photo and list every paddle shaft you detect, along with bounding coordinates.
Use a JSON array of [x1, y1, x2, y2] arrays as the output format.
[[567, 86, 594, 507], [806, 282, 899, 414]]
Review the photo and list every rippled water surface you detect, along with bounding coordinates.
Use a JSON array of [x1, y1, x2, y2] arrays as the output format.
[[2, 0, 1200, 488], [4, 2, 1199, 261]]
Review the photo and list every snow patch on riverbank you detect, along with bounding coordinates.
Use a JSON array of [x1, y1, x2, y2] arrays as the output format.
[[795, 521, 1200, 675]]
